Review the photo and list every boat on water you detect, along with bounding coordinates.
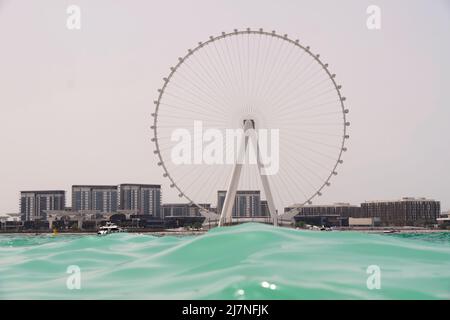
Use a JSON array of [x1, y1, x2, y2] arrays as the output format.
[[383, 229, 399, 234], [97, 222, 126, 235]]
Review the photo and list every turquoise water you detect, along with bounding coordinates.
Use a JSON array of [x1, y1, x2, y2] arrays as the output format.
[[0, 223, 449, 299]]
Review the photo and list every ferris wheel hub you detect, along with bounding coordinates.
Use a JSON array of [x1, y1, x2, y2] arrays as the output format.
[[243, 119, 255, 128]]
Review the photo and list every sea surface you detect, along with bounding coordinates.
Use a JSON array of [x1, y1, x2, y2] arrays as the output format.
[[0, 223, 449, 299]]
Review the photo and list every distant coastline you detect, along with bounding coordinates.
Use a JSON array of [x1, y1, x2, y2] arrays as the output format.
[[0, 229, 208, 236], [1, 226, 448, 236]]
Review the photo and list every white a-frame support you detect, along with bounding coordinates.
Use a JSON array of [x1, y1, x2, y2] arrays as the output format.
[[218, 120, 278, 226]]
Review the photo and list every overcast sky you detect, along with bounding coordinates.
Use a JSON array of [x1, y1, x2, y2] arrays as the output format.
[[0, 0, 449, 214]]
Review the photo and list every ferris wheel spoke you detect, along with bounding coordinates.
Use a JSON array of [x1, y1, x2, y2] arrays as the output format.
[[285, 134, 343, 151], [280, 128, 344, 138], [280, 140, 336, 175], [273, 166, 309, 208], [280, 142, 332, 184], [276, 111, 343, 123], [295, 63, 330, 91], [275, 99, 342, 118], [252, 35, 272, 104], [269, 58, 324, 108], [253, 33, 275, 102], [171, 70, 232, 115], [260, 43, 299, 104], [232, 32, 247, 100], [241, 32, 251, 101], [160, 92, 229, 118], [246, 32, 253, 108], [258, 34, 289, 102], [190, 139, 234, 203], [270, 57, 317, 105], [257, 36, 286, 103], [172, 133, 234, 204], [296, 74, 336, 99], [165, 82, 231, 118], [189, 50, 236, 108], [288, 82, 339, 110], [158, 102, 229, 122], [248, 34, 263, 102], [279, 135, 337, 163], [277, 152, 322, 200], [170, 165, 209, 192], [295, 152, 335, 177], [274, 87, 339, 115], [202, 44, 235, 100], [281, 134, 341, 159], [261, 43, 309, 107], [222, 35, 244, 100], [261, 37, 309, 104], [157, 110, 227, 125], [189, 46, 233, 98], [279, 122, 343, 127], [182, 166, 216, 202], [211, 40, 241, 102], [181, 60, 234, 110], [280, 138, 339, 163], [277, 157, 315, 201], [271, 67, 334, 113]]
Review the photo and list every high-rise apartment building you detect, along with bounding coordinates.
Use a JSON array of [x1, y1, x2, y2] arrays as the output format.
[[119, 184, 161, 217], [261, 200, 270, 216], [72, 185, 118, 213], [217, 190, 261, 217], [162, 203, 203, 217], [20, 190, 65, 221]]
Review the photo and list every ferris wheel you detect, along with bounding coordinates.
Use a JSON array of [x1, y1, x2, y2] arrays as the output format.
[[152, 28, 349, 226]]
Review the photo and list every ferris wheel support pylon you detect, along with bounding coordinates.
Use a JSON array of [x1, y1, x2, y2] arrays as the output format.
[[219, 120, 278, 226]]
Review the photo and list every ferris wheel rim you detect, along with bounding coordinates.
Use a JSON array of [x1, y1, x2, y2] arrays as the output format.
[[152, 28, 349, 212]]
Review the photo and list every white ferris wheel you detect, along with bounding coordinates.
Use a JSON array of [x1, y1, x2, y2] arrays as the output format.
[[152, 28, 349, 226]]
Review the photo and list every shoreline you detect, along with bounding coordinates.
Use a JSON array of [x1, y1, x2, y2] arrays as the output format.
[[0, 229, 209, 236], [0, 226, 449, 236]]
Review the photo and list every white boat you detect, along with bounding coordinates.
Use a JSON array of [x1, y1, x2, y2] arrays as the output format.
[[97, 222, 125, 235]]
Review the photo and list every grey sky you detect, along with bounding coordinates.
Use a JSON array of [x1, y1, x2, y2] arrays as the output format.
[[0, 0, 449, 213]]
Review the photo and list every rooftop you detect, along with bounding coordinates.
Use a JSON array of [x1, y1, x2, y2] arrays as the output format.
[[120, 184, 161, 188], [72, 185, 118, 189], [217, 190, 261, 194], [364, 197, 437, 204], [20, 190, 65, 194], [286, 202, 359, 208]]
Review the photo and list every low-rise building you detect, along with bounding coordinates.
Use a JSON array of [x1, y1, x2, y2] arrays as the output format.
[[286, 203, 361, 217], [294, 214, 348, 227], [0, 213, 23, 231], [360, 197, 440, 227], [162, 203, 204, 218], [348, 217, 380, 227], [437, 211, 450, 228]]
